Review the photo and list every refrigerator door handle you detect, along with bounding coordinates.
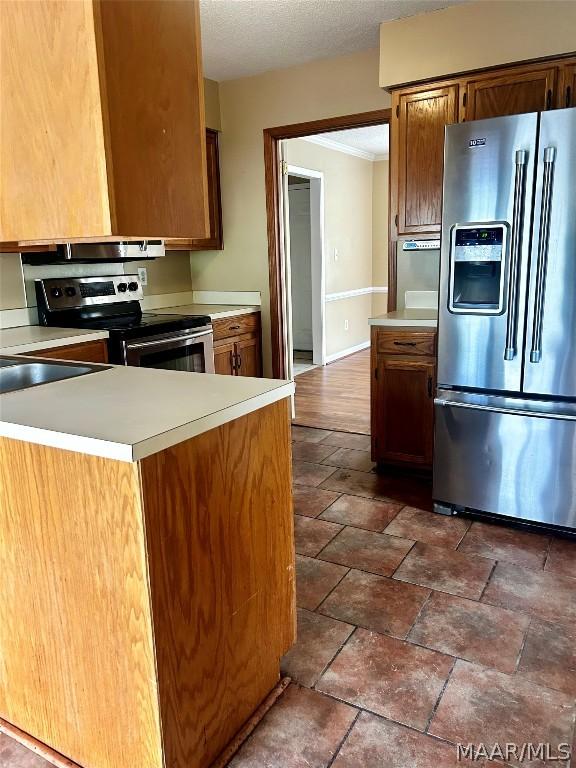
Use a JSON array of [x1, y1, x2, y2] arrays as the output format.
[[504, 150, 528, 361], [530, 146, 557, 364]]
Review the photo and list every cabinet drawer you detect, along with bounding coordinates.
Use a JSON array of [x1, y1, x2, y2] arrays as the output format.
[[212, 312, 260, 341], [376, 330, 436, 357]]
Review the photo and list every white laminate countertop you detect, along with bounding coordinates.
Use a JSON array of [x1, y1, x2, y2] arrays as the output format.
[[369, 309, 438, 328], [0, 326, 109, 355], [154, 304, 260, 320], [0, 364, 293, 462]]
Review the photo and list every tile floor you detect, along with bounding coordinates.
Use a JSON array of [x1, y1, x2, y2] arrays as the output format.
[[3, 425, 576, 768], [230, 425, 576, 768]]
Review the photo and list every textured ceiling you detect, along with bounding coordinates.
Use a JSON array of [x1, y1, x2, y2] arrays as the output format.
[[313, 124, 390, 157], [200, 0, 468, 81]]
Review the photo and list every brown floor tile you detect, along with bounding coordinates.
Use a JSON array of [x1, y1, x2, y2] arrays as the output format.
[[320, 468, 382, 498], [281, 608, 354, 687], [318, 527, 414, 577], [296, 554, 349, 611], [545, 537, 576, 579], [293, 461, 337, 488], [394, 542, 495, 599], [319, 569, 430, 638], [293, 486, 341, 518], [384, 506, 470, 549], [332, 712, 479, 768], [0, 734, 57, 768], [322, 447, 375, 473], [372, 466, 433, 511], [294, 515, 343, 557], [319, 494, 402, 531], [320, 432, 371, 451], [429, 660, 575, 768], [408, 591, 530, 673], [458, 521, 550, 570], [228, 683, 357, 768], [292, 441, 339, 464], [292, 426, 334, 444], [482, 562, 576, 624], [317, 628, 453, 731], [517, 618, 576, 696]]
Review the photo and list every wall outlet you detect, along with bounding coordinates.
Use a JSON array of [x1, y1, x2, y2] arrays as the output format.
[[344, 319, 349, 331], [137, 267, 148, 286]]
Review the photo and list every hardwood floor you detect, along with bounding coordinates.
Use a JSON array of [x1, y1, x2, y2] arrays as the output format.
[[294, 349, 370, 435]]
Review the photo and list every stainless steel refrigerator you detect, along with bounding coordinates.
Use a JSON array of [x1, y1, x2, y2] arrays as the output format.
[[433, 107, 576, 531]]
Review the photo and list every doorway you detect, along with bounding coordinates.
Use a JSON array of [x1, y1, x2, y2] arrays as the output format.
[[266, 112, 391, 433], [287, 167, 325, 376]]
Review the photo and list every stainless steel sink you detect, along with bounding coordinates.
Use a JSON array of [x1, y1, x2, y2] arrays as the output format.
[[0, 360, 108, 394]]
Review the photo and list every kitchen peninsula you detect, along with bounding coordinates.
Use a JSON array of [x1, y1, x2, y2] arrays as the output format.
[[0, 363, 295, 768]]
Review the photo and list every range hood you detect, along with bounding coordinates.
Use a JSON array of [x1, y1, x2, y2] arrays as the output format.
[[21, 241, 165, 264]]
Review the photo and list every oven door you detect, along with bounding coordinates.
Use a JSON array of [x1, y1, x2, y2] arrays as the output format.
[[123, 327, 215, 373]]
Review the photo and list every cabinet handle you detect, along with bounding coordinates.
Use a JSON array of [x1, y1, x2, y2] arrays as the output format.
[[427, 375, 433, 398], [546, 88, 552, 110], [229, 324, 241, 330], [231, 351, 237, 371], [393, 340, 417, 347], [236, 352, 242, 371], [567, 86, 572, 108]]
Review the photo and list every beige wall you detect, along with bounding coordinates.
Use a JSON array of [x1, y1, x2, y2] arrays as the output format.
[[0, 253, 26, 310], [325, 294, 372, 358], [286, 139, 373, 294], [285, 138, 388, 358], [204, 78, 221, 131], [380, 1, 576, 88], [131, 253, 193, 296], [189, 47, 390, 375]]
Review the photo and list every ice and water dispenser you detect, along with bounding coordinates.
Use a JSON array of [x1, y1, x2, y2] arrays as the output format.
[[448, 224, 508, 314]]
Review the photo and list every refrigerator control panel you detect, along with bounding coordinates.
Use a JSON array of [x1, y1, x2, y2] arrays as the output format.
[[448, 223, 508, 315]]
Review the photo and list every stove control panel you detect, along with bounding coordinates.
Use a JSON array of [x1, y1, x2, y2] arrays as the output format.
[[37, 275, 143, 310]]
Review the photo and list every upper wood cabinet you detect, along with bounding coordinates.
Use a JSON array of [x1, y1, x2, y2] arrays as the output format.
[[463, 66, 557, 121], [0, 0, 209, 245], [395, 85, 459, 235], [166, 129, 223, 251], [558, 61, 576, 108]]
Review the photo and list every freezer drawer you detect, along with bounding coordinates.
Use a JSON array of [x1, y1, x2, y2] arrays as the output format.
[[433, 393, 576, 529]]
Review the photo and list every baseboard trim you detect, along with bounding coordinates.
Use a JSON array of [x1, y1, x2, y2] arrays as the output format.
[[325, 340, 370, 364]]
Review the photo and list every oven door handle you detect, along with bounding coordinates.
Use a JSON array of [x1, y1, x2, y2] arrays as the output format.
[[124, 328, 213, 352]]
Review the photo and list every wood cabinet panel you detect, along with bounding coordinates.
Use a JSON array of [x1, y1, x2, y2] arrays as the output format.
[[376, 329, 436, 357], [139, 400, 294, 768], [558, 62, 576, 108], [213, 312, 260, 341], [0, 0, 208, 244], [236, 336, 262, 378], [166, 129, 223, 251], [213, 340, 236, 375], [22, 339, 108, 364], [371, 327, 436, 468], [396, 85, 459, 235], [464, 66, 557, 121]]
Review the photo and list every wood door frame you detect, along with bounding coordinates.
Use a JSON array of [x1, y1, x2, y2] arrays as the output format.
[[264, 108, 392, 379]]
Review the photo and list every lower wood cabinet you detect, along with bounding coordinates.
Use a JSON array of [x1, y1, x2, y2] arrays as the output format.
[[23, 339, 108, 364], [371, 326, 436, 468], [212, 311, 262, 377]]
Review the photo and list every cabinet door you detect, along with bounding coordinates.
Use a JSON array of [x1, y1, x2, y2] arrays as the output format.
[[235, 336, 261, 378], [23, 340, 108, 364], [558, 63, 576, 109], [374, 357, 435, 466], [166, 129, 223, 251], [464, 67, 557, 120], [213, 341, 236, 375], [397, 85, 459, 234]]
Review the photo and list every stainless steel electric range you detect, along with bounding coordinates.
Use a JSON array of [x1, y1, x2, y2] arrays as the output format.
[[35, 275, 215, 373]]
